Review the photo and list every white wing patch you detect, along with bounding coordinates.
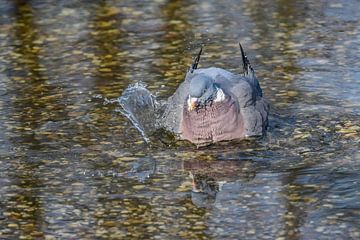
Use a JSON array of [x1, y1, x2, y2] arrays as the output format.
[[214, 87, 226, 102]]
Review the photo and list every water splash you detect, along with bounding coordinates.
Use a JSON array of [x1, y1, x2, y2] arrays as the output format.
[[116, 83, 158, 143]]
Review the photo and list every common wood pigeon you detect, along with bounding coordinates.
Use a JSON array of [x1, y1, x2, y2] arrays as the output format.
[[119, 43, 269, 146]]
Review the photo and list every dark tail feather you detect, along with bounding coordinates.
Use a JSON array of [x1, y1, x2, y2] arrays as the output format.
[[239, 43, 255, 77], [190, 47, 203, 73]]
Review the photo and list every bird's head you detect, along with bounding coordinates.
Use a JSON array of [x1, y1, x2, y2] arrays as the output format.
[[187, 74, 225, 111]]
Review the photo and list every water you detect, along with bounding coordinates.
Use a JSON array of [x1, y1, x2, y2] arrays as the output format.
[[0, 0, 359, 239]]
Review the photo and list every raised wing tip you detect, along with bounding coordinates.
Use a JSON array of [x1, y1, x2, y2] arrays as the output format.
[[239, 42, 254, 76], [190, 46, 203, 73]]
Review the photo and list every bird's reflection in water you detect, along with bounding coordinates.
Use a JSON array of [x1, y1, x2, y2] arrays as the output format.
[[184, 159, 256, 208]]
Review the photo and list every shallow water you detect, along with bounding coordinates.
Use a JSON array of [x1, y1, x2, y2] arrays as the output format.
[[0, 0, 359, 239]]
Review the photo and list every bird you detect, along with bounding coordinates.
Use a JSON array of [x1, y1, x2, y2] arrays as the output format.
[[119, 43, 269, 147]]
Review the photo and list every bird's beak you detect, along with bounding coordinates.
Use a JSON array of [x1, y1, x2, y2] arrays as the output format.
[[188, 97, 198, 111]]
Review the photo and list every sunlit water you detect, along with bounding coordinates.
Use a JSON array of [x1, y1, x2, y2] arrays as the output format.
[[0, 0, 359, 239]]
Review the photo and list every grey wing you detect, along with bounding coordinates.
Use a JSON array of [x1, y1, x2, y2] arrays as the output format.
[[228, 75, 269, 136], [241, 98, 269, 136], [160, 75, 191, 135]]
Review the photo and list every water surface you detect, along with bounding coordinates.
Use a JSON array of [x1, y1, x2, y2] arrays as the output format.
[[0, 0, 359, 239]]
